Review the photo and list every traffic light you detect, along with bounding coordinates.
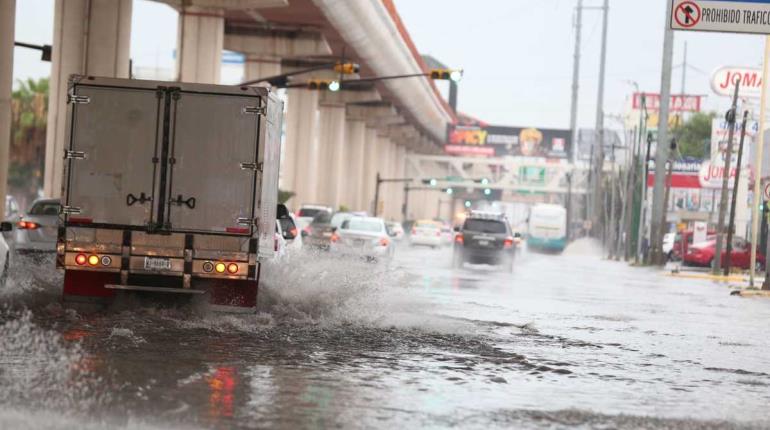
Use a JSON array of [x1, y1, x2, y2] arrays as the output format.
[[422, 178, 438, 186], [446, 188, 454, 195], [483, 188, 492, 196], [464, 200, 472, 208], [334, 62, 360, 75], [480, 178, 490, 185], [307, 80, 340, 91], [429, 68, 463, 82]]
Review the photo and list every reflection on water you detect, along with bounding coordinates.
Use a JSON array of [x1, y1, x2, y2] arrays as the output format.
[[0, 243, 769, 429]]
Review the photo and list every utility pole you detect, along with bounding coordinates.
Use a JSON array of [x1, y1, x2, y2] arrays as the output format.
[[661, 138, 677, 250], [650, 0, 675, 265], [623, 127, 637, 260], [714, 83, 740, 275], [724, 111, 749, 276], [637, 131, 652, 264], [569, 0, 584, 166], [681, 41, 688, 95], [591, 0, 610, 238], [566, 172, 573, 240]]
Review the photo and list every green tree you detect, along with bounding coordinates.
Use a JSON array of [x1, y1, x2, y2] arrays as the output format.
[[672, 112, 714, 159], [10, 77, 49, 204]]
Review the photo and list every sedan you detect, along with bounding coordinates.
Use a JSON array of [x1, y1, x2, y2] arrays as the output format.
[[683, 237, 765, 270], [409, 220, 443, 248], [14, 198, 60, 260], [331, 216, 395, 263]]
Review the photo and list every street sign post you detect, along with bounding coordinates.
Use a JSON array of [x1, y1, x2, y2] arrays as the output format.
[[671, 0, 770, 35]]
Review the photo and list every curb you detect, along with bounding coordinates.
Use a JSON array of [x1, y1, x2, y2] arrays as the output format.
[[730, 289, 770, 298]]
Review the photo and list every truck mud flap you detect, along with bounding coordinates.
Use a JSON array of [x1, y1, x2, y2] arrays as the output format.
[[63, 270, 120, 301], [198, 278, 258, 311]]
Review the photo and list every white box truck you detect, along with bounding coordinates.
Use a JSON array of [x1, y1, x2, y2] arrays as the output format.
[[56, 76, 282, 311]]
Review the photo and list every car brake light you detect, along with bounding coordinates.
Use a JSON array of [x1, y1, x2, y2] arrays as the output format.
[[17, 220, 39, 230], [504, 237, 514, 248], [455, 234, 464, 244], [75, 254, 87, 265], [87, 255, 99, 266], [411, 228, 416, 235], [379, 237, 389, 247], [331, 233, 340, 243], [289, 227, 298, 238], [227, 263, 238, 274]]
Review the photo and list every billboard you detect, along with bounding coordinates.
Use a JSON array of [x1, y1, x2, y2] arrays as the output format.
[[711, 66, 762, 98], [446, 125, 571, 159], [632, 93, 702, 112]]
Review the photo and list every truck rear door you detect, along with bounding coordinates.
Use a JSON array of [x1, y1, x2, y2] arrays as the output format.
[[64, 83, 160, 227], [166, 90, 262, 234]]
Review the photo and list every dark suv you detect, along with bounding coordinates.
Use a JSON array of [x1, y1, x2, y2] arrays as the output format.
[[452, 212, 516, 272]]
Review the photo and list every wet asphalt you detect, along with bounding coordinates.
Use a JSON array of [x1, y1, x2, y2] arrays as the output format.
[[0, 239, 769, 429]]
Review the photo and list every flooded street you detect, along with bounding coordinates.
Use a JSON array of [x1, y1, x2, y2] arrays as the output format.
[[1, 241, 770, 429]]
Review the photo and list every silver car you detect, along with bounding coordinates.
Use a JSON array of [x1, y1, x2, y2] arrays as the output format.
[[331, 216, 395, 263], [14, 198, 60, 258]]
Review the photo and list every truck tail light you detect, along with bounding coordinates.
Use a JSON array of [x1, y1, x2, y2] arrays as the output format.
[[75, 254, 87, 265], [202, 261, 214, 272], [17, 220, 39, 230], [455, 234, 464, 244], [227, 263, 239, 274], [87, 255, 99, 266], [215, 263, 226, 273], [504, 237, 514, 248], [101, 256, 112, 266]]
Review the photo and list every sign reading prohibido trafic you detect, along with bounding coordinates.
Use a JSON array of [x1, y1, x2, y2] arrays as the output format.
[[671, 0, 770, 34]]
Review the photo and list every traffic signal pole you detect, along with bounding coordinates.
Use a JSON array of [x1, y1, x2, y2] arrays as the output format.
[[373, 173, 413, 217]]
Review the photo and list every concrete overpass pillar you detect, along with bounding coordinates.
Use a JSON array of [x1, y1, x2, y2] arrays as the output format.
[[316, 103, 346, 209], [283, 88, 320, 209], [363, 127, 379, 214], [375, 135, 392, 218], [44, 0, 133, 198], [344, 119, 366, 211], [0, 0, 14, 219], [177, 7, 223, 83]]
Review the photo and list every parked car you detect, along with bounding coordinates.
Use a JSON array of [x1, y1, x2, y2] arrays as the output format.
[[14, 198, 60, 259], [386, 221, 405, 241], [670, 229, 716, 260], [0, 221, 12, 285], [683, 236, 765, 270], [409, 219, 443, 248], [331, 216, 395, 263], [453, 211, 516, 272], [296, 204, 333, 226]]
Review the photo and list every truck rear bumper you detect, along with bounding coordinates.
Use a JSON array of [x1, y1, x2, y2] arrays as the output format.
[[63, 269, 259, 310]]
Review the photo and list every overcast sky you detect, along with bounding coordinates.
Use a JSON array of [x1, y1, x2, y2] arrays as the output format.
[[12, 0, 767, 130]]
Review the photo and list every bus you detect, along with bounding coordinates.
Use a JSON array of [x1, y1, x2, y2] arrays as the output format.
[[527, 204, 567, 253]]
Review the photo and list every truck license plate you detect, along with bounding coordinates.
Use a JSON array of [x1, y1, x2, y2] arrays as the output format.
[[144, 257, 172, 271]]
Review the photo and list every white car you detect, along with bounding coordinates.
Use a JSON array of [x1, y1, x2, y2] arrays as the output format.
[[0, 221, 12, 285], [409, 220, 443, 248], [331, 216, 395, 263]]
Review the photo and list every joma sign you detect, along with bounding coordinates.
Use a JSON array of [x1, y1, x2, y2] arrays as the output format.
[[711, 66, 762, 98]]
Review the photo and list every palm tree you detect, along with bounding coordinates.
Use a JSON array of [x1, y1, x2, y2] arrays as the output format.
[[9, 78, 49, 205]]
